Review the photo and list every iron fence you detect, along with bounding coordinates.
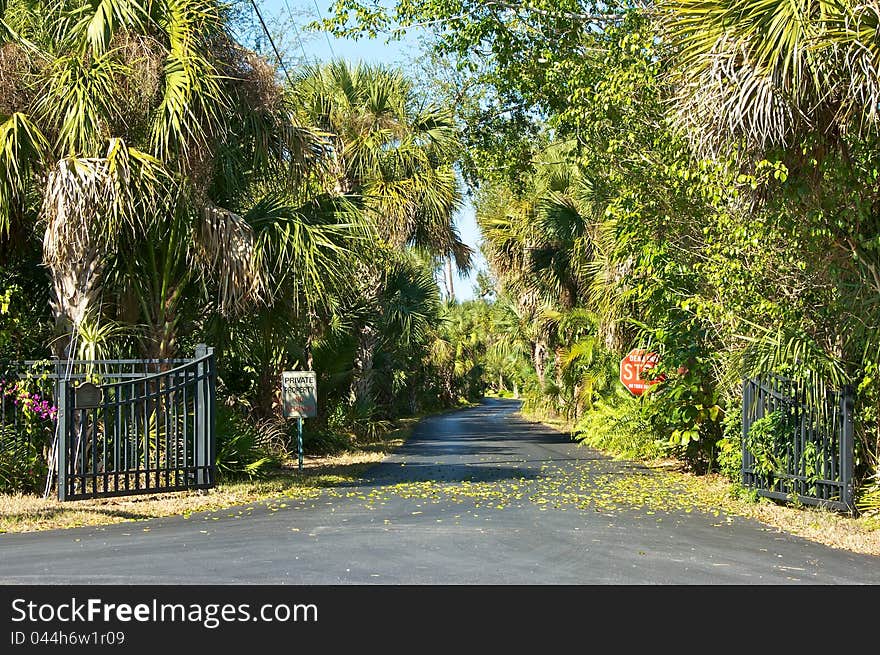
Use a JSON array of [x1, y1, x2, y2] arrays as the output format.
[[742, 374, 854, 512], [0, 346, 216, 501]]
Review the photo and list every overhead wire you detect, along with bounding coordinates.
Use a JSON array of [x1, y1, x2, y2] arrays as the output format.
[[282, 0, 311, 63], [311, 0, 337, 58], [248, 0, 297, 87]]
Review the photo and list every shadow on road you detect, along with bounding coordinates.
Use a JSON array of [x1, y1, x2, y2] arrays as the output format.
[[343, 397, 617, 488]]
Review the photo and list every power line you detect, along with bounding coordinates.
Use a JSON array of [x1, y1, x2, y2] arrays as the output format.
[[249, 0, 296, 87], [282, 0, 311, 63], [311, 0, 336, 58]]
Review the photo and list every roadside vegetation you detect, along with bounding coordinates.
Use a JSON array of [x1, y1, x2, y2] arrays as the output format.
[[322, 1, 880, 520], [2, 0, 880, 548], [0, 418, 418, 533], [0, 1, 484, 498]]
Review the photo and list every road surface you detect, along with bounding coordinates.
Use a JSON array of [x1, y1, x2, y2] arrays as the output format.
[[1, 399, 877, 584]]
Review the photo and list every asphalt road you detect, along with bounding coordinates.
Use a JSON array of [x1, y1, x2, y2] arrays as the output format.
[[1, 398, 878, 584]]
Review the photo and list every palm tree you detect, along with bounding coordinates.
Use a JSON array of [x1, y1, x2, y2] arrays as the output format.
[[212, 191, 371, 415], [289, 61, 472, 408], [346, 249, 442, 409], [663, 0, 880, 156], [291, 60, 473, 269], [0, 0, 319, 356]]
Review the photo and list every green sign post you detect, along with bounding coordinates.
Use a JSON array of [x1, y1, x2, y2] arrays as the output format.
[[281, 371, 317, 471]]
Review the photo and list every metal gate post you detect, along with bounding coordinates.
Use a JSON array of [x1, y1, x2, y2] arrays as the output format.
[[741, 379, 750, 487], [207, 346, 215, 485], [840, 385, 855, 512], [195, 344, 208, 486], [56, 378, 68, 502]]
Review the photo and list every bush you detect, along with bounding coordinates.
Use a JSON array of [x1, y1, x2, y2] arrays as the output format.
[[857, 476, 880, 516], [573, 392, 665, 460], [215, 406, 281, 479], [716, 405, 743, 482], [347, 399, 392, 443], [0, 432, 47, 494], [744, 409, 792, 480]]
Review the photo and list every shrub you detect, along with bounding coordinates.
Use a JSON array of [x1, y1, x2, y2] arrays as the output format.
[[347, 399, 392, 443], [215, 406, 280, 479], [857, 476, 880, 516], [745, 409, 792, 480], [716, 405, 743, 482], [573, 392, 665, 460], [0, 431, 47, 494]]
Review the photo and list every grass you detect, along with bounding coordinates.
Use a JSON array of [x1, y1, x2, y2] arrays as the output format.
[[0, 417, 419, 534], [526, 411, 880, 557]]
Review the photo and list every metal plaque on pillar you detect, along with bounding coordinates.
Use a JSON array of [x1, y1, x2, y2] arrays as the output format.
[[74, 382, 103, 409]]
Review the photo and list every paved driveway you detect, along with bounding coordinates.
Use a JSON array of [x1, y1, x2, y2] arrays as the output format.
[[1, 399, 877, 584]]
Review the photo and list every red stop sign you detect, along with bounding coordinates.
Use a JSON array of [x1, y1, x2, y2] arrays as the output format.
[[620, 349, 660, 396]]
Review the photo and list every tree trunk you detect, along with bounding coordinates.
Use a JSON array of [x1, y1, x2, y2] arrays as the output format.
[[305, 331, 314, 371], [554, 346, 566, 414], [554, 347, 564, 387], [351, 323, 378, 407], [145, 296, 178, 361], [445, 257, 455, 303], [532, 340, 547, 387], [48, 245, 103, 358]]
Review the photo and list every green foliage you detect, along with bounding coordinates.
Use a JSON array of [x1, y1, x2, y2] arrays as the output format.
[[304, 402, 356, 454], [0, 432, 47, 494], [214, 406, 281, 480], [856, 477, 880, 517], [716, 404, 743, 482], [0, 266, 52, 361], [317, 0, 880, 501], [5, 0, 880, 510], [346, 399, 393, 442], [745, 410, 793, 480], [573, 393, 665, 461]]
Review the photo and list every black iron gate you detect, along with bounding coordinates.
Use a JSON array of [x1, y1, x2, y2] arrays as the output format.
[[742, 374, 854, 512], [1, 345, 216, 501]]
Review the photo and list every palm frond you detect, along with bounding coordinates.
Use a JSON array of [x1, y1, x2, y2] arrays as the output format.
[[382, 259, 442, 347], [562, 338, 598, 371], [150, 0, 231, 162], [79, 0, 149, 56], [192, 203, 262, 316], [245, 191, 373, 313], [737, 318, 848, 393], [0, 111, 48, 234], [36, 50, 126, 155], [662, 0, 873, 154]]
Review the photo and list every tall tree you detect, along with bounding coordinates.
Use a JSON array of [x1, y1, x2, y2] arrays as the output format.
[[0, 0, 319, 356]]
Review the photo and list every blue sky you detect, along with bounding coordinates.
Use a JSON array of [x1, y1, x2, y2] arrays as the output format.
[[247, 0, 486, 302]]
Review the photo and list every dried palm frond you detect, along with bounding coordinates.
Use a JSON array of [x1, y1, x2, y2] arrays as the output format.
[[41, 139, 168, 336], [827, 1, 880, 134], [109, 30, 164, 134], [192, 203, 262, 316], [42, 138, 165, 260], [0, 42, 35, 114]]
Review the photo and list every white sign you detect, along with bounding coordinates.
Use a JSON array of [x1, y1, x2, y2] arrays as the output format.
[[281, 371, 317, 418]]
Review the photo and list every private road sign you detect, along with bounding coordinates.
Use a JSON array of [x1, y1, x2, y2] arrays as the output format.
[[281, 371, 317, 418]]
